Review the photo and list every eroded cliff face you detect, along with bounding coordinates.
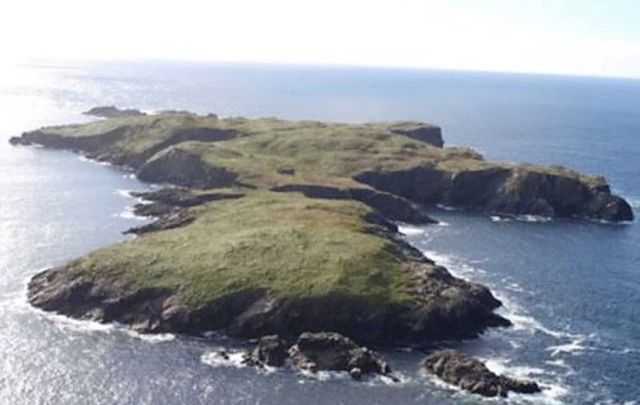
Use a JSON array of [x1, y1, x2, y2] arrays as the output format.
[[137, 148, 239, 188], [26, 191, 509, 346], [27, 262, 509, 345], [10, 112, 633, 221], [9, 109, 634, 348], [354, 164, 633, 222]]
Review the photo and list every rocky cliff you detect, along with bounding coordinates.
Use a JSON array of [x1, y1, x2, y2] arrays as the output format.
[[10, 109, 634, 347], [27, 191, 509, 345], [10, 112, 632, 222]]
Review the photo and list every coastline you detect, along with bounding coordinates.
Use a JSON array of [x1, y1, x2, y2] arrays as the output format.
[[10, 107, 636, 398]]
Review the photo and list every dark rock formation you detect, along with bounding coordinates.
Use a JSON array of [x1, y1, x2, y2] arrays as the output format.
[[355, 164, 634, 222], [83, 106, 146, 118], [26, 239, 510, 346], [137, 148, 239, 188], [10, 126, 131, 155], [126, 188, 246, 231], [276, 165, 296, 175], [243, 335, 289, 367], [9, 111, 633, 222], [272, 184, 435, 224], [389, 123, 444, 147], [125, 210, 195, 235], [27, 266, 175, 332], [131, 188, 244, 208], [8, 136, 32, 146], [132, 202, 176, 218], [12, 110, 634, 366], [289, 332, 391, 379], [424, 349, 541, 397]]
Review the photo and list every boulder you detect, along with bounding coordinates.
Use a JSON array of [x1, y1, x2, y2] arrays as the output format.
[[424, 349, 540, 398], [289, 332, 390, 379], [244, 335, 289, 367]]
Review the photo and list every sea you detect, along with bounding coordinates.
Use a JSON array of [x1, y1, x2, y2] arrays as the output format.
[[0, 61, 638, 404]]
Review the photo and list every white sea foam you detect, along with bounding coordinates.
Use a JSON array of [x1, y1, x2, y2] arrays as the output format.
[[546, 335, 591, 357], [201, 350, 247, 369], [436, 204, 461, 212], [37, 307, 176, 343], [422, 250, 486, 278], [493, 293, 578, 340], [505, 282, 525, 293], [115, 189, 133, 198], [125, 330, 176, 343], [482, 357, 573, 405], [77, 155, 112, 167], [490, 215, 512, 222], [483, 357, 545, 379], [297, 369, 348, 382], [544, 359, 573, 372], [397, 225, 425, 236], [514, 215, 552, 223], [404, 226, 586, 404], [113, 206, 147, 221], [536, 382, 571, 405], [377, 372, 411, 386]]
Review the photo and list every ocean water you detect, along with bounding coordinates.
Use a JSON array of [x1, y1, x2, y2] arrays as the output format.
[[0, 61, 638, 404]]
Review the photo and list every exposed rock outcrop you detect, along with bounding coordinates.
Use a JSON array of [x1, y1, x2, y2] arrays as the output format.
[[243, 335, 289, 367], [26, 190, 510, 346], [26, 244, 510, 345], [137, 148, 239, 188], [9, 126, 131, 152], [11, 109, 634, 359], [127, 188, 245, 232], [289, 332, 391, 379], [131, 188, 244, 211], [271, 184, 435, 224], [125, 210, 195, 235], [424, 349, 541, 397], [83, 106, 146, 118], [355, 164, 633, 222], [389, 123, 444, 147], [233, 332, 394, 382], [9, 110, 632, 222]]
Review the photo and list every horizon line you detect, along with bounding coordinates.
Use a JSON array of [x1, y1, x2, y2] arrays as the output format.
[[10, 56, 640, 83]]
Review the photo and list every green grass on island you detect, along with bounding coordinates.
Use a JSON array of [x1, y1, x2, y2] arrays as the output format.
[[38, 113, 605, 190], [74, 191, 415, 309], [22, 109, 631, 343]]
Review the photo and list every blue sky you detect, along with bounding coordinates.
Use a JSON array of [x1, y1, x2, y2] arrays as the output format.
[[2, 0, 640, 78]]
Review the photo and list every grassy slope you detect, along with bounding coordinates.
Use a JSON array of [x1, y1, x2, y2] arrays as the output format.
[[42, 113, 604, 188], [75, 191, 414, 309]]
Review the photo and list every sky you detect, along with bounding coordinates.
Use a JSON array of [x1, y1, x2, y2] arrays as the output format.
[[1, 0, 640, 78]]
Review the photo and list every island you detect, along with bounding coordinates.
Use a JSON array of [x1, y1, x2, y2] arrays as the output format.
[[10, 108, 633, 396]]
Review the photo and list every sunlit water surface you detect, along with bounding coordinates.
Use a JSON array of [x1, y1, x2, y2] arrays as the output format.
[[0, 62, 638, 404]]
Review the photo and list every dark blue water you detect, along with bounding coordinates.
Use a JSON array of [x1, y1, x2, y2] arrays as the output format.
[[0, 62, 638, 404]]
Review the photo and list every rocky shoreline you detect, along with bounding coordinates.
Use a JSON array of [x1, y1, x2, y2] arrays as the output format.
[[11, 107, 635, 397], [27, 188, 511, 345]]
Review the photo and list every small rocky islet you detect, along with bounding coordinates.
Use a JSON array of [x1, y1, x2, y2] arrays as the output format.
[[11, 107, 633, 398]]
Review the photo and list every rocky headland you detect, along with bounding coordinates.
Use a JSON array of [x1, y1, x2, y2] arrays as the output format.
[[10, 108, 634, 396]]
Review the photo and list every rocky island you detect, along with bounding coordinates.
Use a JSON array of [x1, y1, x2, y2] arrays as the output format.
[[10, 108, 633, 397]]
